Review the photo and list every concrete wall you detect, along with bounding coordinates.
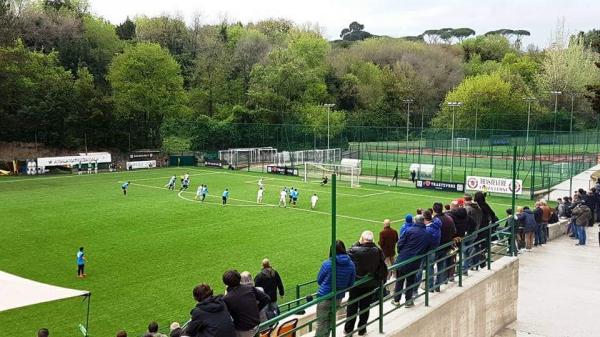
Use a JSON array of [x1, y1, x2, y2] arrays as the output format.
[[548, 219, 569, 241], [383, 257, 519, 337]]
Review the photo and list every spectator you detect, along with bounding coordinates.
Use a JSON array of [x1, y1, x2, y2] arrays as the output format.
[[344, 231, 387, 335], [222, 270, 270, 337], [38, 328, 49, 337], [432, 202, 456, 290], [448, 201, 467, 238], [563, 197, 573, 218], [557, 198, 566, 218], [517, 206, 537, 251], [572, 202, 591, 246], [116, 331, 127, 337], [315, 240, 355, 337], [533, 202, 544, 246], [147, 322, 167, 337], [399, 214, 414, 237], [474, 192, 498, 269], [422, 210, 441, 290], [240, 271, 270, 322], [169, 322, 182, 337], [392, 214, 432, 308], [254, 258, 285, 317], [540, 200, 552, 244], [589, 187, 599, 225], [184, 283, 236, 337], [502, 209, 519, 253], [463, 194, 483, 271], [378, 219, 399, 267]]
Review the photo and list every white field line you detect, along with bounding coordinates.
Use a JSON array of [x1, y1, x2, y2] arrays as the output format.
[[125, 171, 220, 182], [130, 181, 382, 224], [216, 168, 514, 207], [360, 191, 390, 198]]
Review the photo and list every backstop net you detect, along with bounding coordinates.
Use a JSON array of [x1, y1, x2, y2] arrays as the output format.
[[219, 147, 278, 168], [274, 148, 341, 166]]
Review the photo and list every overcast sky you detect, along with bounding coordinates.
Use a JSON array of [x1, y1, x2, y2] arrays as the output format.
[[88, 0, 598, 48]]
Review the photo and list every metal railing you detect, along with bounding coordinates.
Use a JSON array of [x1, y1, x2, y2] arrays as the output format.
[[257, 218, 515, 337]]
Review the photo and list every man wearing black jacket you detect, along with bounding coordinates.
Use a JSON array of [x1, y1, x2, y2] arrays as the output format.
[[343, 231, 387, 336], [254, 258, 285, 317], [184, 284, 236, 337], [433, 202, 456, 291], [222, 270, 271, 337]]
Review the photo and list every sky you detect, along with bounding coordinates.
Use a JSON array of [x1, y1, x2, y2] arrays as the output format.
[[88, 0, 599, 48]]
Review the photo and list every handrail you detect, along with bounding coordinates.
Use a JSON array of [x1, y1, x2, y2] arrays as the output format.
[[258, 217, 513, 335]]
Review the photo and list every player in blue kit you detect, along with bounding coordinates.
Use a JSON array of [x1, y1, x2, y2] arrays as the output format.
[[222, 188, 229, 205], [121, 181, 130, 195]]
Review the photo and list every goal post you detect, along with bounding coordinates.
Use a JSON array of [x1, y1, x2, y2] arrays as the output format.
[[455, 137, 471, 151], [301, 159, 361, 188]]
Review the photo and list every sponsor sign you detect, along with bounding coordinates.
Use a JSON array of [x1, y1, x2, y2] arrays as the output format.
[[267, 165, 298, 176], [126, 160, 156, 170], [204, 160, 224, 168], [465, 176, 522, 195], [37, 152, 111, 167], [416, 179, 464, 192]]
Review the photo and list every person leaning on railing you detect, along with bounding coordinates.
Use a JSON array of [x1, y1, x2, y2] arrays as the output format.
[[182, 283, 236, 337], [254, 258, 285, 318], [378, 219, 399, 269], [392, 214, 433, 308], [344, 231, 388, 336], [432, 203, 456, 291], [516, 206, 536, 251], [222, 270, 271, 337], [315, 240, 356, 337]]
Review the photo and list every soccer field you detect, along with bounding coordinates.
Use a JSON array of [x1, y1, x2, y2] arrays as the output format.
[[0, 167, 515, 336]]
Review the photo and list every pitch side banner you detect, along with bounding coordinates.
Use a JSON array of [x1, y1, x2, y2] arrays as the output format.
[[126, 160, 156, 170], [416, 179, 464, 192], [465, 176, 523, 195], [37, 152, 112, 167]]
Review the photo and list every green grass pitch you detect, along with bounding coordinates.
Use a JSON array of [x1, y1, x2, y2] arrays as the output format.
[[0, 167, 515, 336]]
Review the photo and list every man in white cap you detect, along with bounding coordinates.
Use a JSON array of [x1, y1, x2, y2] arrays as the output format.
[[344, 230, 387, 335]]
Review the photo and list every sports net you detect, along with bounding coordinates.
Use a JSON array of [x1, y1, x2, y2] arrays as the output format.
[[300, 159, 361, 188], [274, 148, 341, 166], [219, 147, 277, 167]]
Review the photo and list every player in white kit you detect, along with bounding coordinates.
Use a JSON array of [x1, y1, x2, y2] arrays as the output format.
[[311, 193, 319, 209], [278, 188, 287, 208], [257, 187, 264, 203]]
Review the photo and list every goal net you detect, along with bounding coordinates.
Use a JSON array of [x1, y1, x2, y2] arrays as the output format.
[[301, 159, 361, 188], [274, 148, 341, 166], [455, 137, 470, 151]]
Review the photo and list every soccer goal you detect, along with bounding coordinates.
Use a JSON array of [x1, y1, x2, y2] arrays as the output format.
[[219, 147, 278, 168], [455, 137, 471, 151], [274, 148, 341, 166], [301, 159, 362, 188]]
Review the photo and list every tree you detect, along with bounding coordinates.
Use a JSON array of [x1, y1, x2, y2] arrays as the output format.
[[340, 21, 374, 41], [432, 72, 534, 130], [81, 16, 123, 85], [461, 34, 515, 62], [116, 16, 136, 40], [451, 28, 476, 42], [107, 43, 188, 147], [0, 0, 17, 46]]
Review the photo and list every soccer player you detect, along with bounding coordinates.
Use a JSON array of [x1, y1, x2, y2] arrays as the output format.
[[279, 188, 287, 208], [257, 186, 264, 203], [321, 176, 328, 186], [222, 188, 229, 205], [165, 175, 176, 190], [195, 185, 203, 200], [292, 188, 299, 207], [258, 178, 264, 189], [201, 185, 208, 201], [311, 193, 319, 209], [94, 160, 98, 174], [392, 167, 399, 182], [121, 181, 130, 195], [77, 247, 87, 278], [288, 187, 294, 204], [180, 176, 190, 191]]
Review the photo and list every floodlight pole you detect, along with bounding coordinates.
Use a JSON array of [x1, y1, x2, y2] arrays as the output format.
[[447, 102, 463, 181], [550, 91, 562, 139], [523, 97, 536, 146], [324, 104, 335, 150], [568, 93, 576, 196], [403, 99, 414, 163]]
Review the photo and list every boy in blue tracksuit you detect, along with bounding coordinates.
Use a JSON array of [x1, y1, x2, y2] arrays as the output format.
[[399, 214, 414, 237], [315, 240, 355, 336]]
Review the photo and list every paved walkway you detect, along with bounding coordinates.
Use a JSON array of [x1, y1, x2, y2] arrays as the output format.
[[498, 226, 600, 337]]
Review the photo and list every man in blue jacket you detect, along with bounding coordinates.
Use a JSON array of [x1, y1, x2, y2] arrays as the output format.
[[315, 240, 356, 337], [392, 214, 432, 307]]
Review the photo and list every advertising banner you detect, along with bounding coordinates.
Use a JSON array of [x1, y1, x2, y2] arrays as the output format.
[[416, 179, 465, 192], [126, 160, 156, 170], [465, 176, 522, 195], [267, 165, 298, 176], [37, 152, 111, 167]]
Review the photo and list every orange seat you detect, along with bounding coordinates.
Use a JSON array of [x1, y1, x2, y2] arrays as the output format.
[[276, 318, 298, 337], [258, 327, 274, 337]]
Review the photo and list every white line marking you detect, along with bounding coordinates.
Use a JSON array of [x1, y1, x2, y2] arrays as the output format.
[[131, 181, 382, 224], [125, 172, 219, 182]]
